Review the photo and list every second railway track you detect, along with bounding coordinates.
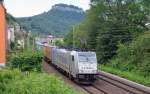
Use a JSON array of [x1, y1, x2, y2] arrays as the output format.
[[97, 71, 150, 94]]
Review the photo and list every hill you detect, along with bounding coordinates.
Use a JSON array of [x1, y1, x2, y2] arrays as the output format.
[[17, 4, 85, 36], [6, 13, 16, 25]]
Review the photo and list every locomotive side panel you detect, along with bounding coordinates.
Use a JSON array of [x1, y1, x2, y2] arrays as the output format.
[[69, 51, 78, 78], [55, 49, 71, 73]]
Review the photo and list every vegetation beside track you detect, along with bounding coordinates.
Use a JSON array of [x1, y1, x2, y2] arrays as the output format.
[[7, 50, 43, 72], [0, 69, 78, 94], [98, 32, 150, 87], [99, 65, 150, 87], [3, 50, 80, 94]]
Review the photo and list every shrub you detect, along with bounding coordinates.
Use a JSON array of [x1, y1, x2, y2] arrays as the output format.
[[9, 51, 43, 72], [0, 69, 78, 94], [109, 32, 150, 77]]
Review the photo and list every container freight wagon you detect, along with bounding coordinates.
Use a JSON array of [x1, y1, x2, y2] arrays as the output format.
[[43, 44, 54, 63], [0, 1, 6, 67], [51, 47, 58, 64]]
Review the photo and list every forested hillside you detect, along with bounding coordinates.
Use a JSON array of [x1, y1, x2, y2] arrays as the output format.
[[17, 4, 85, 36], [6, 13, 16, 25]]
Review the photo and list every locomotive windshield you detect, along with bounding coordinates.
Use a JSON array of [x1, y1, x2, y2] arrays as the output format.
[[78, 53, 96, 63]]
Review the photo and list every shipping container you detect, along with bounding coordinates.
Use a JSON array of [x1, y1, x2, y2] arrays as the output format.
[[43, 44, 54, 62]]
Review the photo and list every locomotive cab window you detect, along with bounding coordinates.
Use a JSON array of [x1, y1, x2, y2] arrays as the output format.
[[72, 56, 74, 61]]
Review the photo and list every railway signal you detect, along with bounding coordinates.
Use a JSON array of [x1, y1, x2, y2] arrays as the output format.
[[0, 0, 6, 67]]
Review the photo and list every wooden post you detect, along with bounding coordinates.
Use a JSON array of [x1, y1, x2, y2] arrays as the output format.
[[0, 1, 6, 67]]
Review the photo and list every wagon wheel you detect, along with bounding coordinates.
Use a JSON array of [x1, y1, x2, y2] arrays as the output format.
[[69, 74, 74, 80]]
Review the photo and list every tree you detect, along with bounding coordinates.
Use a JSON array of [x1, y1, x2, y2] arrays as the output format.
[[110, 31, 150, 76], [64, 25, 88, 49], [64, 0, 150, 63], [64, 30, 73, 48], [87, 0, 149, 63]]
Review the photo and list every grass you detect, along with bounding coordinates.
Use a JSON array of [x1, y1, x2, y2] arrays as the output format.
[[0, 69, 80, 94], [98, 65, 150, 87]]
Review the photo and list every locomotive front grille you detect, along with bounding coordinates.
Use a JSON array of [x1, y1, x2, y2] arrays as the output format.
[[77, 74, 97, 81]]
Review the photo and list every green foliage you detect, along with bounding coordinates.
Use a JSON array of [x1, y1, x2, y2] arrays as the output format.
[[17, 4, 85, 37], [109, 32, 150, 77], [65, 0, 150, 63], [0, 69, 78, 94], [99, 65, 150, 86], [64, 25, 88, 49], [9, 41, 16, 51], [6, 13, 16, 25], [53, 40, 64, 46], [9, 51, 43, 72], [96, 24, 131, 63], [86, 2, 107, 50], [90, 0, 149, 63], [64, 31, 73, 47], [0, 69, 22, 93]]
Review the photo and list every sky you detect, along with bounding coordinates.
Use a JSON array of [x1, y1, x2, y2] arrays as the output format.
[[4, 0, 90, 17]]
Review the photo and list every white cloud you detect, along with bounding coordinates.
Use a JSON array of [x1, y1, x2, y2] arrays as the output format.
[[4, 0, 90, 17]]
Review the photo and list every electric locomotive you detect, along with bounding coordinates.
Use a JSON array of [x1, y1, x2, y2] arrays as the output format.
[[43, 45, 97, 84]]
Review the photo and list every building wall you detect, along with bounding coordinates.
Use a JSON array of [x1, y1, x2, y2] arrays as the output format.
[[7, 22, 27, 50], [0, 2, 6, 67]]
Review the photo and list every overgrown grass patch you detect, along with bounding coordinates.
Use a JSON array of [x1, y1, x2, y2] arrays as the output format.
[[98, 65, 150, 87], [0, 69, 79, 94]]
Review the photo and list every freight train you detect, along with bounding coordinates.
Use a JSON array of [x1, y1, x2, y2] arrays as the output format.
[[43, 44, 97, 84]]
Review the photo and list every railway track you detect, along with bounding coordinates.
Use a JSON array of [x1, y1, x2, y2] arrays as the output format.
[[97, 71, 150, 94], [79, 72, 150, 94], [42, 61, 150, 94], [80, 85, 108, 94]]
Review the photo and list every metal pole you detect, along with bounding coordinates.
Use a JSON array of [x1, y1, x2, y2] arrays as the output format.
[[73, 26, 75, 48]]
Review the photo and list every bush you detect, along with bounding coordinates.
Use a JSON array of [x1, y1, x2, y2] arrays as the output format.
[[0, 69, 78, 94], [9, 51, 43, 72], [0, 69, 22, 93], [109, 32, 150, 77]]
